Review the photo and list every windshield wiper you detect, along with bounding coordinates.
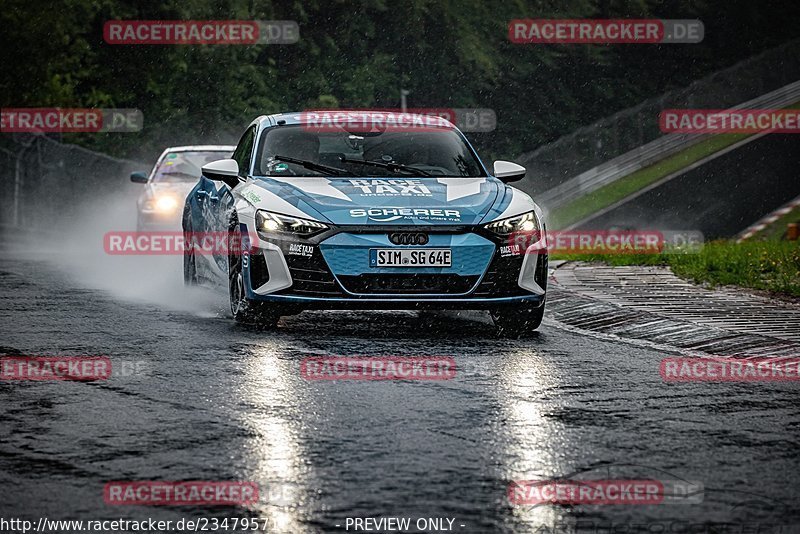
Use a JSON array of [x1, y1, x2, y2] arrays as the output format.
[[339, 156, 432, 177], [273, 155, 347, 176]]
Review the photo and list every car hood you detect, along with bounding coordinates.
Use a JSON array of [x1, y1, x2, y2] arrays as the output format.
[[250, 176, 506, 225]]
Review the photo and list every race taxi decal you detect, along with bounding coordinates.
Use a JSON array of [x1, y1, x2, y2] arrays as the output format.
[[499, 244, 522, 257], [347, 179, 432, 197], [287, 243, 314, 257]]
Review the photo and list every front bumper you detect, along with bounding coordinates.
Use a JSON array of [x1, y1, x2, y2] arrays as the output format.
[[241, 225, 547, 310]]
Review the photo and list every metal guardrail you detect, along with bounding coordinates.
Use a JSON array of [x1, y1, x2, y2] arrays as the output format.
[[0, 133, 145, 230], [514, 39, 800, 197], [536, 79, 800, 209]]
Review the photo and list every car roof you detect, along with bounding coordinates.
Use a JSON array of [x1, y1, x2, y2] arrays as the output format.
[[163, 145, 236, 152], [248, 111, 457, 129]]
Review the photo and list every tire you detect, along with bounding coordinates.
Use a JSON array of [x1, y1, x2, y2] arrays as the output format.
[[183, 213, 198, 286], [228, 214, 279, 327], [491, 301, 545, 337]]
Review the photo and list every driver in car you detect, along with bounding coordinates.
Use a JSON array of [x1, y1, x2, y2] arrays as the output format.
[[262, 130, 321, 174]]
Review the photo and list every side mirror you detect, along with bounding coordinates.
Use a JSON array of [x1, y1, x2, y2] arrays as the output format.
[[202, 158, 241, 189], [130, 171, 148, 184], [493, 160, 526, 183]]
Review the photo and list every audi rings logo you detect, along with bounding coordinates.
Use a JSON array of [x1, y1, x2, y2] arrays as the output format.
[[389, 232, 429, 245]]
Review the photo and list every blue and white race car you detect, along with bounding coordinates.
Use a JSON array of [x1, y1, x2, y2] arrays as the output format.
[[183, 111, 547, 334]]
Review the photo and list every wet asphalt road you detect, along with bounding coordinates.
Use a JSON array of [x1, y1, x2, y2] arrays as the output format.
[[1, 242, 800, 533]]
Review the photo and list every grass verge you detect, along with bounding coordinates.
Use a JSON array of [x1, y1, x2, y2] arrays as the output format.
[[552, 240, 800, 297]]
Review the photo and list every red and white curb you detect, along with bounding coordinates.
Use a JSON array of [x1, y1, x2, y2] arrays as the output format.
[[736, 194, 800, 242]]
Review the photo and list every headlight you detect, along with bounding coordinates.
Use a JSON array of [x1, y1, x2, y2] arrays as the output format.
[[155, 196, 179, 212], [484, 211, 540, 236], [256, 210, 328, 237], [143, 196, 180, 213]]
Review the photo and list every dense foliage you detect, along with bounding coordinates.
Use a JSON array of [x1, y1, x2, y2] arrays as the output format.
[[2, 0, 799, 161]]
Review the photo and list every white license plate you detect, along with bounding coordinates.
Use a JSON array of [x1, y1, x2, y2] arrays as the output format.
[[369, 248, 452, 267]]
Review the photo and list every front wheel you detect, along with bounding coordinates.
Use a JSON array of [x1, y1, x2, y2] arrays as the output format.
[[491, 301, 545, 337], [228, 217, 279, 327]]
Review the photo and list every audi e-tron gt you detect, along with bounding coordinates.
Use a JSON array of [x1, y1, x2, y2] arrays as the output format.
[[183, 112, 548, 334]]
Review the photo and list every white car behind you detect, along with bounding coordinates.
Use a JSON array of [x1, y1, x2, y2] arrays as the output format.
[[131, 145, 235, 231]]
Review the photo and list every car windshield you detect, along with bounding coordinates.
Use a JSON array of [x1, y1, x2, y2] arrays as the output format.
[[153, 151, 230, 182], [254, 125, 486, 178]]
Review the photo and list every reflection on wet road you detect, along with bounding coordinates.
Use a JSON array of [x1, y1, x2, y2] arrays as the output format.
[[1, 247, 799, 532]]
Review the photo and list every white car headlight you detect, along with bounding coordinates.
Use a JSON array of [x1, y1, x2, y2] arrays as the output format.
[[484, 211, 540, 237], [143, 195, 180, 213], [256, 210, 328, 237], [155, 196, 179, 212]]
